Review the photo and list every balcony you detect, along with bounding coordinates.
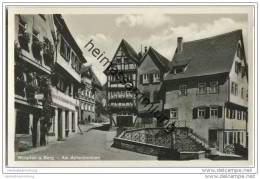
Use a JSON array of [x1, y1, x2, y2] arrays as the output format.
[[51, 86, 78, 110]]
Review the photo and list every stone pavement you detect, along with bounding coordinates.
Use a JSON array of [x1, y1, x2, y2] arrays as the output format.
[[15, 125, 156, 160]]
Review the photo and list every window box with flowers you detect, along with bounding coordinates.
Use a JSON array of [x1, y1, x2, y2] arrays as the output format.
[[43, 37, 54, 67], [32, 35, 43, 63], [18, 26, 30, 51]]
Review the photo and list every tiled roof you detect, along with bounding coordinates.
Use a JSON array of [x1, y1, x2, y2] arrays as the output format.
[[140, 47, 170, 72], [81, 65, 102, 88], [121, 39, 140, 64], [165, 30, 243, 81], [103, 39, 139, 74]]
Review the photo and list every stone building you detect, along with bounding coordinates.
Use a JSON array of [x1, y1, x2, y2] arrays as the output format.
[[14, 14, 56, 150], [105, 39, 140, 127], [163, 30, 248, 152], [136, 47, 170, 128]]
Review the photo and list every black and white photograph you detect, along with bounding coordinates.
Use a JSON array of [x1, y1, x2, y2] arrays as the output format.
[[1, 2, 258, 176]]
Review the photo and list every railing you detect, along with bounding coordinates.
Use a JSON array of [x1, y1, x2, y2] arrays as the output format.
[[188, 129, 210, 149], [121, 128, 174, 148], [172, 120, 187, 128]]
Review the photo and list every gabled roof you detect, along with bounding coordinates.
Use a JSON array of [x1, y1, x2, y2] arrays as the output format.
[[165, 29, 244, 81], [140, 47, 170, 72], [121, 39, 140, 64], [104, 39, 139, 74], [53, 14, 87, 63]]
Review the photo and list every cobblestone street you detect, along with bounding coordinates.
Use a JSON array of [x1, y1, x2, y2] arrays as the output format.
[[16, 128, 156, 161]]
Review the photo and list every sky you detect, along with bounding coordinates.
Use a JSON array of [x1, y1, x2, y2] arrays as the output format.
[[63, 13, 248, 85]]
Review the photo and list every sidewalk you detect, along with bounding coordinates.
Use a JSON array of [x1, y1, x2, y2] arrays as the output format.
[[15, 123, 102, 156]]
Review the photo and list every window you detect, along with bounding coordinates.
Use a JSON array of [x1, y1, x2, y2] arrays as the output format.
[[57, 78, 66, 92], [210, 107, 218, 117], [176, 67, 184, 73], [237, 111, 241, 120], [209, 81, 218, 93], [66, 44, 71, 61], [72, 112, 75, 132], [60, 37, 71, 62], [198, 82, 207, 94], [18, 17, 29, 51], [243, 111, 247, 121], [231, 109, 236, 119], [224, 132, 228, 145], [198, 107, 206, 118], [179, 84, 187, 96], [153, 73, 160, 83], [60, 37, 65, 57], [237, 43, 242, 59], [71, 52, 76, 69], [229, 132, 233, 144], [235, 62, 241, 74], [143, 74, 149, 84], [173, 67, 185, 74], [231, 82, 238, 95], [226, 108, 231, 118], [170, 108, 178, 119], [237, 132, 241, 144]]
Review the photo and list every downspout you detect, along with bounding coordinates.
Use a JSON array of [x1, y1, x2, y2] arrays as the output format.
[[224, 75, 230, 152]]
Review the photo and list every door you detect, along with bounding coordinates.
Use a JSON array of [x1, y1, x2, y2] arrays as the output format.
[[57, 108, 62, 140], [209, 129, 218, 148]]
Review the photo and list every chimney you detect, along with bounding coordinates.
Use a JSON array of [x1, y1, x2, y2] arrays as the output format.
[[144, 46, 148, 53], [177, 37, 183, 54]]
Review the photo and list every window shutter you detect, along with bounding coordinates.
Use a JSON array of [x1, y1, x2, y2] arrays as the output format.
[[149, 73, 153, 83], [218, 106, 223, 118], [205, 107, 210, 119], [139, 75, 143, 84], [193, 108, 197, 119], [164, 109, 171, 118], [160, 73, 163, 81]]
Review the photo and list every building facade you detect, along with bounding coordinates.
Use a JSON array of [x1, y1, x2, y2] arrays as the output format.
[[49, 14, 87, 141], [14, 14, 56, 150], [136, 47, 170, 128], [79, 65, 96, 123], [105, 39, 140, 127], [163, 30, 248, 152]]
